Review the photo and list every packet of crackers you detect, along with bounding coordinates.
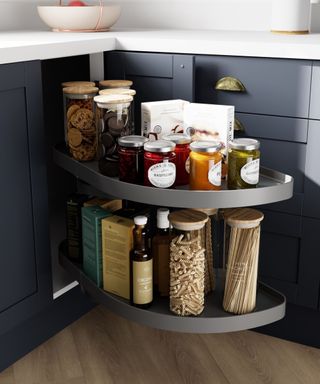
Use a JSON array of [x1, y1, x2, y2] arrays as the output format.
[[63, 86, 99, 162]]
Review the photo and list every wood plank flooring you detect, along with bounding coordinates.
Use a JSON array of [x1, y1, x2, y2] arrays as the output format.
[[1, 306, 320, 384]]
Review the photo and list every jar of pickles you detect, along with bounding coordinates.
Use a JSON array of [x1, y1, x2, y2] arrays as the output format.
[[162, 134, 191, 186], [118, 135, 148, 184], [228, 138, 260, 189], [99, 79, 133, 90], [63, 86, 99, 161], [189, 141, 222, 190], [144, 140, 176, 188], [94, 94, 133, 177]]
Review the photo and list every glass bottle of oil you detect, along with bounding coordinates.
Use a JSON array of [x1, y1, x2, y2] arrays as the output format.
[[131, 216, 153, 308]]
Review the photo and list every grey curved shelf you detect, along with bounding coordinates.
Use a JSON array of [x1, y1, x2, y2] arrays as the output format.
[[59, 244, 286, 334], [53, 145, 293, 209]]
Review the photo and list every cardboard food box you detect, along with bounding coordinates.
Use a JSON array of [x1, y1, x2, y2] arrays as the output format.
[[84, 197, 122, 212], [102, 216, 134, 300], [141, 99, 189, 140], [82, 206, 112, 287], [183, 103, 235, 176]]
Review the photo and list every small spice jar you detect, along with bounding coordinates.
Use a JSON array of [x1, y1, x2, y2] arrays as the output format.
[[63, 86, 99, 161], [228, 138, 260, 190], [99, 79, 133, 90], [189, 141, 222, 190], [144, 140, 176, 188], [223, 208, 264, 315], [162, 133, 191, 186], [94, 94, 133, 177], [118, 135, 148, 184], [99, 88, 136, 134], [168, 209, 208, 316]]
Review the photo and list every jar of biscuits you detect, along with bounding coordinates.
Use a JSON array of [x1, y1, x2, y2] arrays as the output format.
[[63, 86, 99, 161], [94, 94, 133, 177]]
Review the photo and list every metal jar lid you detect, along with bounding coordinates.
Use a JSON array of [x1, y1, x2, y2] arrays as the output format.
[[144, 140, 176, 153], [99, 79, 133, 88], [162, 133, 191, 145], [94, 94, 133, 107], [118, 135, 148, 148], [99, 88, 136, 96], [190, 140, 222, 153], [63, 86, 99, 95], [61, 81, 95, 88], [229, 138, 260, 151]]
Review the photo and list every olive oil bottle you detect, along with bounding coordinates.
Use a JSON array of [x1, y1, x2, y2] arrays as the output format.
[[131, 216, 153, 308]]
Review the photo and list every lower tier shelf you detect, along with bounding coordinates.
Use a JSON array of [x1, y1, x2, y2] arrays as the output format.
[[59, 244, 286, 334]]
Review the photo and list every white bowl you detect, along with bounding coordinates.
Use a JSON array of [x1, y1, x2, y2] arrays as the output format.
[[37, 5, 121, 32]]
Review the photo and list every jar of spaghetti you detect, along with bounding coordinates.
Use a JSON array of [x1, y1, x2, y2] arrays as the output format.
[[99, 79, 133, 90], [228, 138, 260, 189], [162, 133, 191, 186], [94, 94, 133, 177], [118, 135, 148, 184], [63, 86, 99, 161], [100, 88, 136, 134], [144, 140, 176, 188], [189, 141, 222, 190]]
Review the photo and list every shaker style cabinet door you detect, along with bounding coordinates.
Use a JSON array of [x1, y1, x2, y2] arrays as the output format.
[[0, 61, 52, 336], [104, 51, 195, 132]]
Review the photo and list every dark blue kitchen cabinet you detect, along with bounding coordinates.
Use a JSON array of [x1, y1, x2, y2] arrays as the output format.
[[0, 61, 52, 336]]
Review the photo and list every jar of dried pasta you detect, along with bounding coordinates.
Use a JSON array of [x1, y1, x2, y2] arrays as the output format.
[[168, 209, 208, 316], [63, 86, 99, 161]]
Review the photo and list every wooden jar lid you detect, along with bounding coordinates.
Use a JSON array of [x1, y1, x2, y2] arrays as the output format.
[[99, 79, 133, 88], [169, 209, 208, 231], [193, 208, 218, 216], [226, 208, 264, 229], [61, 81, 95, 88]]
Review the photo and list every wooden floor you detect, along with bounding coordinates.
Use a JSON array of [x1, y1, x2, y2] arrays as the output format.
[[1, 306, 320, 384]]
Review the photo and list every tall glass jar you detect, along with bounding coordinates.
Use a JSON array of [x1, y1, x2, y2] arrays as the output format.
[[118, 135, 148, 184], [99, 79, 133, 90], [228, 138, 260, 189], [168, 209, 208, 316], [162, 133, 191, 186], [223, 208, 264, 314], [189, 141, 222, 190], [63, 86, 99, 161], [99, 88, 136, 134], [94, 94, 133, 177], [143, 140, 176, 188]]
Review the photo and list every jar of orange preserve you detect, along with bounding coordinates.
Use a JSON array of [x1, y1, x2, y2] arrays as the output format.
[[189, 141, 222, 190]]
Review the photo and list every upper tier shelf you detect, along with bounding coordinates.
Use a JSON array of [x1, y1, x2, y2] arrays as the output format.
[[53, 145, 294, 209]]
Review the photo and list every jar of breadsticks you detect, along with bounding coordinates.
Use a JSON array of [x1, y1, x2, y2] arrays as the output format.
[[168, 209, 208, 316], [223, 208, 264, 315], [63, 86, 99, 161]]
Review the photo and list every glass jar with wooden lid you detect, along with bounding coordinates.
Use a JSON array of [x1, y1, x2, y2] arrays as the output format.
[[168, 209, 208, 316], [63, 86, 99, 161], [189, 141, 222, 190], [99, 79, 133, 90]]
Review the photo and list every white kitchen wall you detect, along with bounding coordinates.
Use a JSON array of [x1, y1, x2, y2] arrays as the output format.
[[0, 0, 272, 31]]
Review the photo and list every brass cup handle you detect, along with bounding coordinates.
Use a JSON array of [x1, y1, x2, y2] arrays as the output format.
[[214, 76, 246, 92], [234, 118, 245, 133]]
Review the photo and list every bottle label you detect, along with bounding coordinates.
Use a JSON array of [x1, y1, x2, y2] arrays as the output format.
[[133, 259, 153, 305], [185, 156, 190, 174], [148, 161, 176, 188], [241, 159, 260, 185], [208, 160, 222, 186]]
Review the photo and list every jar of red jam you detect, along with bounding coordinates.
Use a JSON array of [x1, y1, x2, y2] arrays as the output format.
[[163, 134, 191, 186], [118, 135, 148, 184], [144, 140, 176, 188]]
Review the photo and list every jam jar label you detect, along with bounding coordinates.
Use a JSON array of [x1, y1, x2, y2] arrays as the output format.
[[148, 161, 176, 188], [208, 160, 222, 186], [241, 159, 260, 185]]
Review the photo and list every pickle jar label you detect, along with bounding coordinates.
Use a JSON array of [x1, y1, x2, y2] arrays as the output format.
[[241, 159, 260, 185], [148, 161, 176, 188], [133, 259, 153, 305], [208, 160, 222, 186]]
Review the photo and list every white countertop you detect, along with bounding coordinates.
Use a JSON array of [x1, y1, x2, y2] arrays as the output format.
[[2, 29, 320, 64]]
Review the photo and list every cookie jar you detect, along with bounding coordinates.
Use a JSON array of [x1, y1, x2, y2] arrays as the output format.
[[94, 94, 133, 177], [63, 86, 99, 161]]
